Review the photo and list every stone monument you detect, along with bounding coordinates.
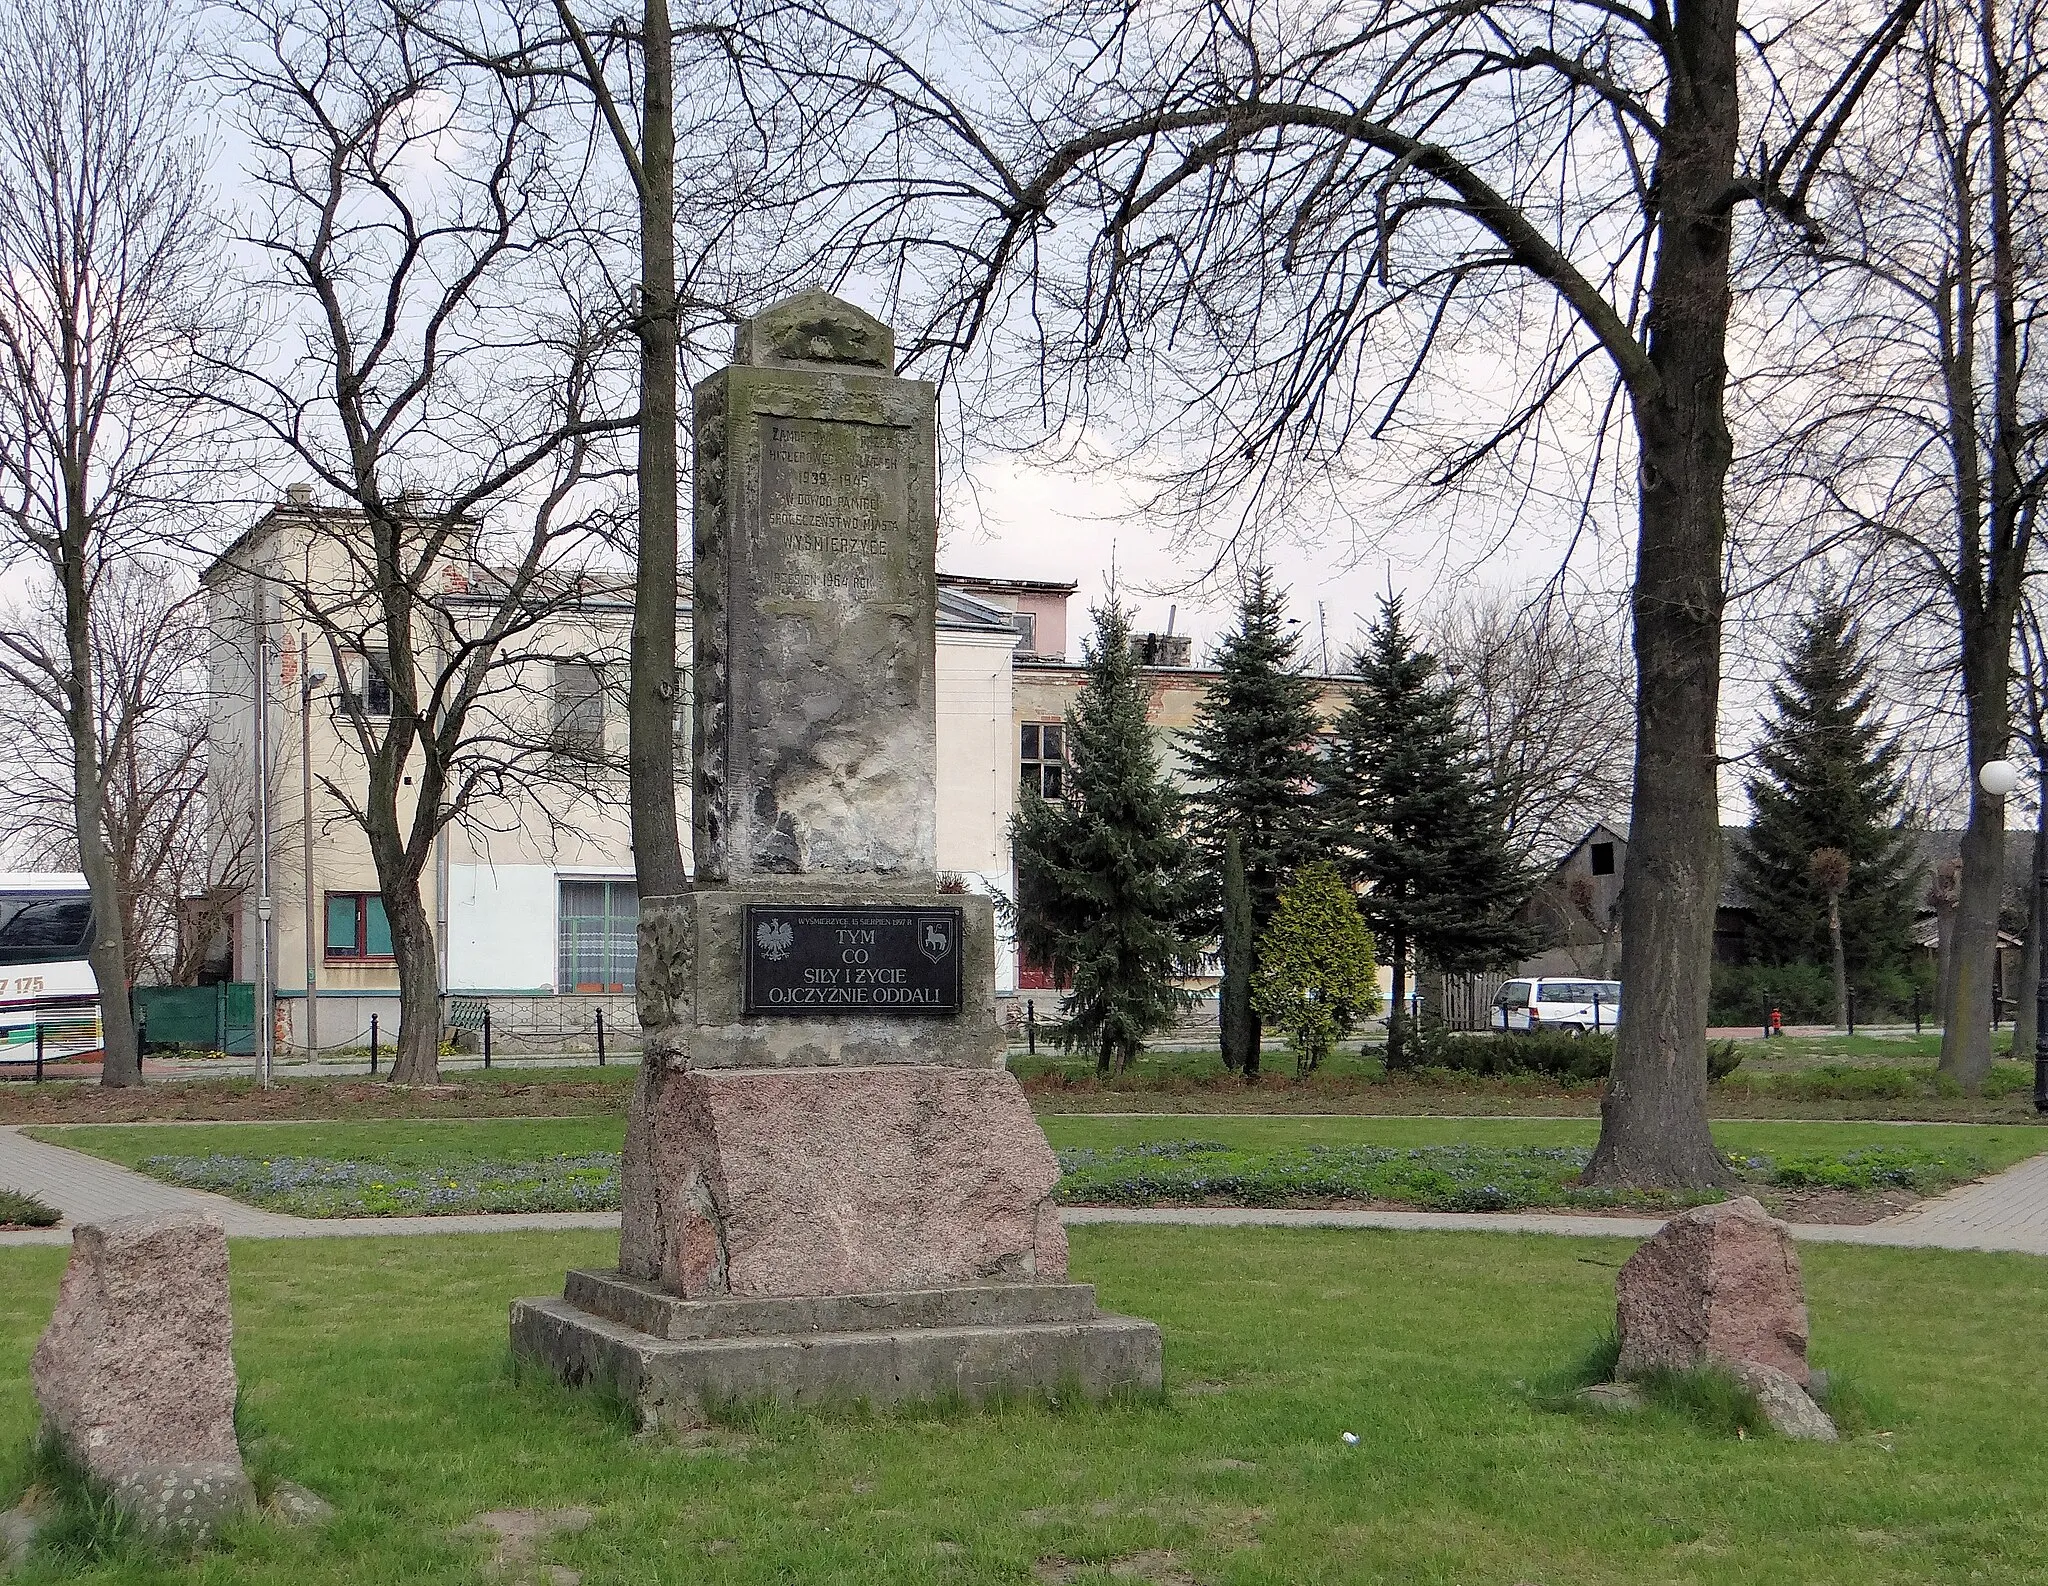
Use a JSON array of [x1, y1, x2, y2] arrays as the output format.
[[512, 290, 1160, 1423]]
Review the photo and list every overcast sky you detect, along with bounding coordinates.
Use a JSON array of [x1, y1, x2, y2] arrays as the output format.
[[938, 451, 1634, 668]]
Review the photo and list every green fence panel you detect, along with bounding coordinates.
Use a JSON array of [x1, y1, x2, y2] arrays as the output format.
[[220, 981, 255, 1055], [132, 983, 257, 1054]]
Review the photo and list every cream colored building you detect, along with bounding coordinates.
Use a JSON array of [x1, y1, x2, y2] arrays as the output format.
[[203, 496, 1021, 1047]]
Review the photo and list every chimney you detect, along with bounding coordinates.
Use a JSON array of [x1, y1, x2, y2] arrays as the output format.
[[285, 483, 314, 506]]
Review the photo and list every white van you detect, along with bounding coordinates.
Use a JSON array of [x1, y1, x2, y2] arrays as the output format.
[[1490, 977, 1622, 1036]]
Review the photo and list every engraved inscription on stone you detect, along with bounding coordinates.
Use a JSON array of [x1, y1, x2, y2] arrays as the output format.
[[760, 417, 908, 603], [744, 905, 963, 1016]]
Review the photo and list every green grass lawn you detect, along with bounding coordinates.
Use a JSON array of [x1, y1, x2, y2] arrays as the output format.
[[27, 1117, 2045, 1218], [4, 1227, 2047, 1583]]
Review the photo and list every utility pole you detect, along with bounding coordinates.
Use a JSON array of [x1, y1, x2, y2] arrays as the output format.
[[254, 586, 274, 1089], [301, 629, 320, 1062]]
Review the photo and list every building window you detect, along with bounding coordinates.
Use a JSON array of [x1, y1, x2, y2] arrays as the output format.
[[552, 661, 605, 752], [325, 892, 393, 961], [1011, 611, 1037, 653], [1021, 722, 1066, 799], [340, 654, 392, 716], [559, 879, 637, 992], [1590, 841, 1616, 876]]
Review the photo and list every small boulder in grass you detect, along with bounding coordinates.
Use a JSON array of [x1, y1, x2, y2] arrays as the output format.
[[1615, 1196, 1836, 1440], [1727, 1361, 1838, 1442], [30, 1211, 254, 1541], [1616, 1197, 1811, 1384]]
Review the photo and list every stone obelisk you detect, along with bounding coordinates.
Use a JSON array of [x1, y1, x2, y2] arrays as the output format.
[[513, 292, 1159, 1421]]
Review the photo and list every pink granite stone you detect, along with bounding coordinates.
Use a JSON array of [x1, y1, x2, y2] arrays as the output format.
[[30, 1212, 242, 1481], [620, 1064, 1068, 1298], [1616, 1196, 1811, 1385]]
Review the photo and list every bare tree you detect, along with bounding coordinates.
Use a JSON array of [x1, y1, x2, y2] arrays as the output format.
[[0, 0, 234, 1085], [1750, 0, 2048, 1088], [778, 0, 1919, 1184], [214, 0, 638, 1082], [2009, 593, 2048, 1057], [0, 568, 255, 987], [1429, 588, 1634, 865], [432, 0, 859, 1043]]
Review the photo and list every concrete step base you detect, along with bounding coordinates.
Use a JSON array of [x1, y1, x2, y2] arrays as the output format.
[[511, 1277, 1162, 1427], [563, 1267, 1105, 1338]]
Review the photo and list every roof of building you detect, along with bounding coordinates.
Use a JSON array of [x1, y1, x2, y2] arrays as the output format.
[[1012, 655, 1356, 684], [937, 572, 1080, 596], [212, 509, 1038, 639], [1547, 820, 2038, 915], [937, 584, 1025, 634]]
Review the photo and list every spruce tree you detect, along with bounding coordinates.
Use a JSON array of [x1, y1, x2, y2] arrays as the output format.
[[1736, 604, 1918, 987], [1013, 601, 1203, 1075], [1326, 595, 1538, 1067], [1183, 568, 1326, 1074]]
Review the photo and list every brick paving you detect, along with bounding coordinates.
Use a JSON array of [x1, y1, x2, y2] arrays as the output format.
[[4, 1124, 2045, 1255]]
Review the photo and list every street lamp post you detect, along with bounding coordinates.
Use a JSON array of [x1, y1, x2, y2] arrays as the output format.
[[1977, 758, 2048, 1114]]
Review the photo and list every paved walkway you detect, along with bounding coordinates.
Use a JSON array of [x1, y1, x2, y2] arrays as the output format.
[[0, 1127, 617, 1247], [1068, 1153, 2048, 1255], [3, 1126, 2046, 1256]]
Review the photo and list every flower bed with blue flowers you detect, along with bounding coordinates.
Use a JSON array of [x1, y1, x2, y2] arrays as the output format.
[[1051, 1139, 1985, 1213], [133, 1138, 1985, 1217], [141, 1152, 621, 1217]]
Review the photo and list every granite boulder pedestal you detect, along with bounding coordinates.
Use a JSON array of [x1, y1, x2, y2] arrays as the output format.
[[512, 292, 1161, 1424]]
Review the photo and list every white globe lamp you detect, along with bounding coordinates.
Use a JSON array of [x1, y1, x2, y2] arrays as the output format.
[[1980, 759, 2024, 799]]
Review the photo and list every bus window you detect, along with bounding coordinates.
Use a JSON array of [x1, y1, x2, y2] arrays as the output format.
[[0, 895, 93, 954]]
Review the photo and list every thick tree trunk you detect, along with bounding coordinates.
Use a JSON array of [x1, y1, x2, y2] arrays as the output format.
[[1827, 896, 1848, 1030], [1583, 0, 1739, 1189], [59, 520, 140, 1087], [1938, 597, 2011, 1089], [1941, 793, 2005, 1089], [1937, 0, 2024, 1093], [2013, 826, 2040, 1058], [382, 873, 442, 1084], [627, 0, 688, 906]]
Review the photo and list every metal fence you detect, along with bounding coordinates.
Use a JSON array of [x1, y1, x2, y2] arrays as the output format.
[[134, 983, 257, 1054]]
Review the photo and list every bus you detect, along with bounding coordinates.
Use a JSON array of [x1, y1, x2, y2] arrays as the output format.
[[0, 873, 102, 1062]]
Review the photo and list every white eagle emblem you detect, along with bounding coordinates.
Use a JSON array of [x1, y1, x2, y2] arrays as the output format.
[[755, 918, 794, 961]]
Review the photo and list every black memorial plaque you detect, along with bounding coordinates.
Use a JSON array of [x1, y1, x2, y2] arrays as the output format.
[[743, 905, 963, 1016]]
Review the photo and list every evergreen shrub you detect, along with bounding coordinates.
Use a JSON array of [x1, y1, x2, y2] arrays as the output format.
[[1709, 960, 1933, 1026], [1421, 1030, 1616, 1081], [0, 1186, 60, 1226], [1252, 862, 1380, 1073], [1709, 962, 1834, 1026], [1414, 1031, 1743, 1084]]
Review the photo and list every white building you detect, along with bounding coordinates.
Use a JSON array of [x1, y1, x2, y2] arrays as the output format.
[[202, 495, 1021, 1048]]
